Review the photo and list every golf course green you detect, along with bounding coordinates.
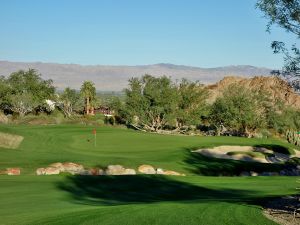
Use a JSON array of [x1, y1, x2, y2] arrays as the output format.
[[0, 124, 299, 225]]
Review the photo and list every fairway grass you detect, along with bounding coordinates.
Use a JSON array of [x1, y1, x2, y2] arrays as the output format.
[[0, 124, 298, 175], [0, 124, 299, 224], [0, 175, 298, 225]]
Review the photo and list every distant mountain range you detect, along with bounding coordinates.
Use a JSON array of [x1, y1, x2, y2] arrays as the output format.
[[0, 61, 272, 91]]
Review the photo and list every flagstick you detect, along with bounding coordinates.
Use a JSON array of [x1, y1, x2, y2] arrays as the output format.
[[94, 132, 96, 147]]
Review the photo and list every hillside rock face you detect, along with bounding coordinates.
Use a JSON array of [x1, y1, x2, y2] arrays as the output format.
[[207, 76, 300, 108]]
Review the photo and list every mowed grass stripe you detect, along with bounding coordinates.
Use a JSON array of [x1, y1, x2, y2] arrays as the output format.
[[0, 125, 298, 224]]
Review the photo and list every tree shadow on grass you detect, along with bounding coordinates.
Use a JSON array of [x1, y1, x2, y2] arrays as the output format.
[[57, 175, 274, 207], [184, 148, 284, 176]]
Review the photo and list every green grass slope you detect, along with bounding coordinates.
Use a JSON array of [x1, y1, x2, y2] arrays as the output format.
[[0, 125, 299, 225], [0, 175, 298, 225], [0, 124, 297, 175]]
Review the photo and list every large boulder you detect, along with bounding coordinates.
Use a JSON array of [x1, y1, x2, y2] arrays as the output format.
[[162, 170, 182, 176], [62, 162, 84, 174], [105, 165, 126, 175], [36, 168, 46, 175], [250, 171, 258, 176], [49, 162, 64, 172], [89, 168, 104, 175], [138, 165, 156, 174], [123, 168, 136, 175], [7, 168, 20, 175], [156, 168, 165, 174], [44, 167, 60, 175]]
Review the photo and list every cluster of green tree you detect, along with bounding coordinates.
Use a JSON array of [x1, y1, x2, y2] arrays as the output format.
[[1, 70, 299, 137], [0, 69, 298, 136], [0, 69, 55, 116], [210, 84, 300, 137], [0, 69, 100, 118], [110, 75, 208, 132], [109, 75, 300, 137]]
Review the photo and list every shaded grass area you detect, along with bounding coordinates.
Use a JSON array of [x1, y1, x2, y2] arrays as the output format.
[[185, 150, 283, 176], [254, 144, 294, 155], [58, 175, 256, 205], [0, 175, 298, 225]]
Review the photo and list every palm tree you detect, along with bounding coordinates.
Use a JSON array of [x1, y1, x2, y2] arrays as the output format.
[[80, 81, 96, 115]]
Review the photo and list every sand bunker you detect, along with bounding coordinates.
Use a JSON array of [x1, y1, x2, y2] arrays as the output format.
[[0, 132, 24, 149], [193, 146, 299, 164]]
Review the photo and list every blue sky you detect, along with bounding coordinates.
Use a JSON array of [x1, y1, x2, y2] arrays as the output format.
[[0, 0, 297, 68]]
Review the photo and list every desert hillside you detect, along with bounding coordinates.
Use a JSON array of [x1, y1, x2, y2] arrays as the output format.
[[207, 76, 300, 108]]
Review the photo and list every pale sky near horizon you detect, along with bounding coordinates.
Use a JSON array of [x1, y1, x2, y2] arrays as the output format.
[[0, 0, 298, 69]]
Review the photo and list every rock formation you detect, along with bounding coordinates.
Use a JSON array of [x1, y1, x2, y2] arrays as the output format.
[[207, 76, 300, 109]]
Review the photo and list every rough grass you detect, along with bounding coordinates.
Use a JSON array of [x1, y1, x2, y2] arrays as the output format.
[[0, 124, 299, 225]]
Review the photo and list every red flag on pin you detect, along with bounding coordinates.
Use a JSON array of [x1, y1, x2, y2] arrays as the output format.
[[92, 128, 96, 135]]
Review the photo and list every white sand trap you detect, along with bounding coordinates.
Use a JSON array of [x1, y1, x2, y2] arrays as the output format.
[[0, 132, 24, 149], [193, 145, 298, 164]]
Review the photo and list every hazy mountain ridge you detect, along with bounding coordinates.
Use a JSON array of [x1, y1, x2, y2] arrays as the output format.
[[0, 61, 272, 91]]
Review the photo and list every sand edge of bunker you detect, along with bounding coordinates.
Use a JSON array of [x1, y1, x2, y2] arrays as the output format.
[[193, 145, 300, 164], [0, 132, 24, 149]]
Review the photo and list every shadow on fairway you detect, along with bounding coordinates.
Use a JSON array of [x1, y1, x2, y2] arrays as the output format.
[[58, 175, 264, 206], [184, 148, 285, 176]]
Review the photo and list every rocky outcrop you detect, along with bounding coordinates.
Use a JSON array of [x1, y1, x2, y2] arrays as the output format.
[[89, 168, 104, 175], [61, 162, 84, 174], [138, 165, 156, 174], [6, 168, 20, 175], [163, 170, 183, 176], [124, 168, 136, 175], [36, 168, 46, 175], [105, 165, 136, 175], [105, 165, 125, 175], [156, 168, 165, 174], [137, 165, 185, 176], [34, 162, 183, 176], [36, 162, 85, 175], [44, 167, 60, 175], [0, 168, 21, 175], [207, 76, 300, 109]]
